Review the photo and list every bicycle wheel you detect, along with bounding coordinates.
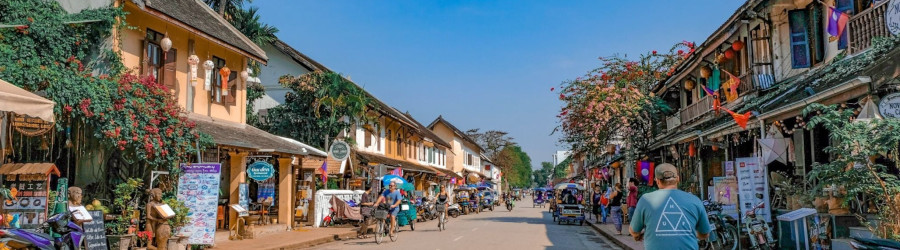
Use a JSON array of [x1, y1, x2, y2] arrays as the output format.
[[721, 225, 739, 250], [375, 219, 384, 244], [389, 221, 398, 242], [438, 213, 443, 232]]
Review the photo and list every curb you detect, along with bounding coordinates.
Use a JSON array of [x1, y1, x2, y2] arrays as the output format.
[[587, 221, 635, 250], [265, 231, 358, 250]]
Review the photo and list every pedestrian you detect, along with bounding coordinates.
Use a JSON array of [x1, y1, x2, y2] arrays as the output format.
[[592, 188, 603, 223], [357, 185, 375, 239], [609, 183, 624, 234], [626, 178, 639, 223], [629, 163, 711, 250]]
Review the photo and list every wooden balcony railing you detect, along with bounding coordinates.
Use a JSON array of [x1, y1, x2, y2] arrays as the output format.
[[680, 95, 713, 123], [738, 73, 755, 94], [848, 0, 890, 54], [666, 115, 681, 131]]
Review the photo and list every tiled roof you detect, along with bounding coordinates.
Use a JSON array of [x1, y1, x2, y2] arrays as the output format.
[[188, 114, 304, 155], [427, 116, 485, 152]]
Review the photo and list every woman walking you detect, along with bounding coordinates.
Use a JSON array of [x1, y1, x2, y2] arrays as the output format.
[[609, 183, 625, 235]]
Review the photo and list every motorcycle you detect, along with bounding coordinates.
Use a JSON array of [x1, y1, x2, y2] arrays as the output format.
[[505, 198, 514, 211], [699, 200, 739, 250], [0, 211, 85, 250], [418, 199, 437, 222], [447, 203, 461, 218], [742, 202, 776, 250]]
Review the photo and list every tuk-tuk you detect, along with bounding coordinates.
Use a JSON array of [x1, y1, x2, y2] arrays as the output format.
[[552, 183, 586, 226], [533, 188, 547, 208], [455, 187, 473, 215], [396, 183, 417, 230]]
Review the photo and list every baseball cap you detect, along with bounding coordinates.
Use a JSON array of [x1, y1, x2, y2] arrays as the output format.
[[655, 163, 678, 180]]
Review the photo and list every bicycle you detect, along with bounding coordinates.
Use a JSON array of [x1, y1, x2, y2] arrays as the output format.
[[436, 202, 447, 231], [373, 207, 398, 244]]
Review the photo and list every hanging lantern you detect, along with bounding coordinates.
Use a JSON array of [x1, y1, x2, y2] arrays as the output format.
[[160, 36, 172, 52], [724, 49, 735, 60], [716, 53, 727, 63], [700, 65, 712, 78], [188, 55, 199, 87], [732, 40, 745, 51], [219, 66, 231, 96], [684, 78, 696, 91], [203, 60, 214, 91], [40, 136, 49, 151]]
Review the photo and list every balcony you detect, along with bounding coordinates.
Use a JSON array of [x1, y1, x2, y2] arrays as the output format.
[[847, 0, 890, 55], [680, 94, 713, 123], [738, 73, 756, 94], [666, 115, 681, 131]]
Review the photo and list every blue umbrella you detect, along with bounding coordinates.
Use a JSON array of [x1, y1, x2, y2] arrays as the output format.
[[381, 175, 408, 187]]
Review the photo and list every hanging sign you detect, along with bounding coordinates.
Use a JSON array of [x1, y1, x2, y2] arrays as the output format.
[[887, 0, 900, 35], [3, 174, 50, 229], [329, 140, 350, 161], [12, 114, 53, 136], [247, 161, 275, 181], [879, 92, 900, 118], [177, 163, 221, 245]]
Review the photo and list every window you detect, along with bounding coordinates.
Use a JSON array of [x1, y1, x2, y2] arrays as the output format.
[[364, 128, 372, 147], [377, 125, 381, 151], [145, 29, 164, 82], [386, 129, 392, 154], [211, 57, 228, 103], [751, 23, 775, 89], [789, 9, 812, 68]]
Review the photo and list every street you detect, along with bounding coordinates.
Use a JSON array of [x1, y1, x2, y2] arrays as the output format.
[[311, 199, 622, 250]]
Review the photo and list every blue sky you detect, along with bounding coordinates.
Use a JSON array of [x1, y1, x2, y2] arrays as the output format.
[[252, 0, 745, 169]]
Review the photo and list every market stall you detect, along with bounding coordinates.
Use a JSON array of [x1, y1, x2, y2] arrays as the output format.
[[0, 163, 60, 229]]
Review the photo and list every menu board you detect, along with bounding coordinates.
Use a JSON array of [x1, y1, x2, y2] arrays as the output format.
[[239, 183, 249, 210], [735, 157, 772, 222], [177, 163, 221, 245], [83, 210, 108, 250], [2, 174, 49, 229], [257, 180, 275, 203]]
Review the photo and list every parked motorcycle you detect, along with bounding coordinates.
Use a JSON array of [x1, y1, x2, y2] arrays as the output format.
[[699, 200, 739, 250], [742, 202, 776, 250], [849, 236, 900, 249], [447, 203, 461, 218], [0, 211, 85, 250], [418, 200, 438, 222]]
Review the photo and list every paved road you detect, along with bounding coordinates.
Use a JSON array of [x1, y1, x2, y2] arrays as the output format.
[[311, 199, 622, 250]]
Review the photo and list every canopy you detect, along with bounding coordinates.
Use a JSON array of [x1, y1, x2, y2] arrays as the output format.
[[554, 183, 585, 190], [0, 78, 55, 122], [0, 163, 60, 176], [380, 175, 408, 187]]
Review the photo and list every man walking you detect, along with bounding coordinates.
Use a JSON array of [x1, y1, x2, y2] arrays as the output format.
[[629, 163, 710, 250], [626, 178, 639, 223]]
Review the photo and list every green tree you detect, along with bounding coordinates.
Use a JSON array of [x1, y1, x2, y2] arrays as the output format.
[[260, 71, 371, 149], [554, 158, 572, 179], [533, 161, 555, 187], [495, 145, 533, 188]]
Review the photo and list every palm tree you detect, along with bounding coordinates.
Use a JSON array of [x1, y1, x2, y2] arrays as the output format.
[[203, 0, 251, 18], [229, 6, 279, 45]]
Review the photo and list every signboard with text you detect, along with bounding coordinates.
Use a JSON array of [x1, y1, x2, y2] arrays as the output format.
[[177, 163, 221, 245], [879, 92, 900, 118], [735, 157, 772, 222], [247, 161, 275, 181], [82, 210, 108, 250]]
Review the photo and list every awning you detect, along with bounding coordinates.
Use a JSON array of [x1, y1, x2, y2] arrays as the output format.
[[0, 163, 60, 176], [188, 114, 305, 155], [0, 78, 55, 122], [355, 151, 440, 175]]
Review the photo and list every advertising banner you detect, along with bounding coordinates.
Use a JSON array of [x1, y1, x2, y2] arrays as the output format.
[[735, 157, 772, 222], [712, 176, 740, 219], [177, 163, 222, 245]]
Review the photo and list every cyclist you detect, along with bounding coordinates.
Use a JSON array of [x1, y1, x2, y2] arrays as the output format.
[[374, 179, 403, 237], [436, 189, 449, 228]]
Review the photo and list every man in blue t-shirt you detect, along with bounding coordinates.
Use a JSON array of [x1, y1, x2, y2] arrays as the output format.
[[629, 163, 711, 250], [375, 179, 403, 236]]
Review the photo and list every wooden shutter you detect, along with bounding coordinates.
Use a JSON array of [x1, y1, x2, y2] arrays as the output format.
[[225, 71, 237, 105], [141, 39, 150, 76], [789, 9, 811, 68], [364, 129, 371, 147], [809, 5, 825, 65], [162, 48, 177, 88]]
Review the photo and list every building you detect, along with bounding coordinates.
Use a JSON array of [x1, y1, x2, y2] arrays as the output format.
[[552, 150, 571, 166], [427, 116, 486, 183]]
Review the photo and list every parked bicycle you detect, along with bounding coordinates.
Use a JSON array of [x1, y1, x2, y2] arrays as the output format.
[[743, 202, 776, 250], [374, 205, 398, 244], [699, 200, 739, 250]]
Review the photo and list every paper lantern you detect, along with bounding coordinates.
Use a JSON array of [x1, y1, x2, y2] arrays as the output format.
[[203, 60, 214, 91], [160, 36, 172, 52], [700, 66, 712, 78], [219, 66, 231, 96], [684, 79, 695, 91], [188, 55, 199, 86], [724, 49, 735, 60], [716, 53, 728, 63], [732, 40, 745, 51]]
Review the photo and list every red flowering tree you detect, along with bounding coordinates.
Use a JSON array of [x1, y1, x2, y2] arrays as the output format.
[[556, 41, 694, 156]]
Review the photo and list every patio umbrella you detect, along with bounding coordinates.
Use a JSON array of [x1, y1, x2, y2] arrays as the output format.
[[758, 131, 789, 165], [380, 174, 407, 187], [0, 78, 55, 122]]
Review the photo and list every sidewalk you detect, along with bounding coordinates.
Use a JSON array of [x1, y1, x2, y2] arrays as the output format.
[[210, 226, 358, 250], [586, 219, 644, 250]]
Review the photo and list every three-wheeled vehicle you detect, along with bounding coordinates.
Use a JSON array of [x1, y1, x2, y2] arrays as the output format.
[[455, 187, 473, 215], [533, 188, 547, 208], [553, 183, 586, 226], [478, 188, 495, 212], [395, 183, 418, 231]]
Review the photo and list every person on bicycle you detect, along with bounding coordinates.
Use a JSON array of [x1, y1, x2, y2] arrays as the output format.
[[374, 179, 403, 237], [436, 190, 449, 226]]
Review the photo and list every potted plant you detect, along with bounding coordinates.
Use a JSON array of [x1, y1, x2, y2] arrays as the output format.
[[107, 178, 142, 250], [135, 230, 153, 250], [164, 197, 190, 250]]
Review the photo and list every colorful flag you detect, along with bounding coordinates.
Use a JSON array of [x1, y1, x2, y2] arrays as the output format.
[[701, 84, 716, 96], [827, 7, 850, 37], [722, 70, 740, 102], [637, 161, 655, 186], [391, 167, 403, 176], [320, 161, 327, 184], [719, 107, 753, 129]]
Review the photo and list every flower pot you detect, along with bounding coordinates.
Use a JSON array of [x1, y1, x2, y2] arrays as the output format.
[[167, 236, 189, 250], [107, 234, 135, 250]]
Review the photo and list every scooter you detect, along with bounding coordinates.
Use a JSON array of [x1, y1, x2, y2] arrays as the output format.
[[447, 203, 461, 218], [0, 211, 85, 250], [505, 198, 514, 211], [742, 202, 776, 250], [418, 200, 437, 222], [849, 236, 900, 249]]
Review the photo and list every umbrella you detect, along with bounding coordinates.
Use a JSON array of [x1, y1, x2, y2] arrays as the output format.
[[0, 78, 55, 122], [554, 183, 585, 190], [758, 130, 789, 165], [381, 175, 407, 187]]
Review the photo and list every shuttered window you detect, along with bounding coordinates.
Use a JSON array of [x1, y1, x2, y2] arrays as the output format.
[[364, 128, 371, 147], [789, 9, 812, 68]]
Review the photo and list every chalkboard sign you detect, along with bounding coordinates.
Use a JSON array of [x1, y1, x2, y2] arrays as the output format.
[[83, 210, 108, 250]]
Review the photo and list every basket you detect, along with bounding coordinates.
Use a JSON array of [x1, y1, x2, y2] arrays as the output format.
[[374, 209, 389, 220], [436, 205, 446, 213]]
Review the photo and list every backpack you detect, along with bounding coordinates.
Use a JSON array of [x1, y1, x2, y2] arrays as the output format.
[[600, 194, 609, 206]]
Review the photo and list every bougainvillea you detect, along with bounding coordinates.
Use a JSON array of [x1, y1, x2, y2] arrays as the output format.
[[0, 1, 202, 169], [556, 41, 693, 155]]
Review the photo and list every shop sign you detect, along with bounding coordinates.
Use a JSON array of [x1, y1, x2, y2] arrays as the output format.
[[887, 0, 900, 35], [177, 163, 221, 245], [735, 157, 772, 223], [12, 114, 52, 136], [879, 92, 900, 118], [329, 140, 350, 161], [247, 161, 275, 181], [349, 179, 363, 187]]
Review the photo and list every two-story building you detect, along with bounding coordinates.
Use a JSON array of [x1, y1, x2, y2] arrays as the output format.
[[428, 116, 487, 184]]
